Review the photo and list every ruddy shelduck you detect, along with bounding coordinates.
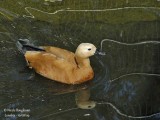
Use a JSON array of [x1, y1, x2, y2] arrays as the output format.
[[17, 39, 98, 84]]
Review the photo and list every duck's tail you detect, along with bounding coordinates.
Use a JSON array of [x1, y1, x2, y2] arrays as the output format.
[[16, 39, 45, 54]]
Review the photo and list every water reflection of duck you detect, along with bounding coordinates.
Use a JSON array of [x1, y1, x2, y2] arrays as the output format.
[[76, 88, 96, 109], [16, 39, 97, 84]]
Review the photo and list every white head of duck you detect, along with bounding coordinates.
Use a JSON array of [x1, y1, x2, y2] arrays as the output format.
[[75, 43, 97, 58]]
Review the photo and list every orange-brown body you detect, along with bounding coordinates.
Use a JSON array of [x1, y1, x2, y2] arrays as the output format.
[[25, 46, 94, 84]]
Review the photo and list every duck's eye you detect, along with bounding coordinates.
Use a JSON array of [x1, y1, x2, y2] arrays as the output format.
[[88, 48, 91, 51]]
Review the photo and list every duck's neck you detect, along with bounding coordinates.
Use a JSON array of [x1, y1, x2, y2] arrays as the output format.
[[75, 56, 91, 68]]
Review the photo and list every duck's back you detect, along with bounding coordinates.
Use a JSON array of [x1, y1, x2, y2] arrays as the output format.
[[42, 46, 76, 64]]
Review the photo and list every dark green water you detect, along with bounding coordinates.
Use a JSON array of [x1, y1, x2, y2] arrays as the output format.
[[0, 0, 160, 120]]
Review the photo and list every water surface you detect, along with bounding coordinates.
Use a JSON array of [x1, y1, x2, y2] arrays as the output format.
[[0, 0, 160, 120]]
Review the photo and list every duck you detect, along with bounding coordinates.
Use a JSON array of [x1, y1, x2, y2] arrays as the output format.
[[16, 39, 97, 84]]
